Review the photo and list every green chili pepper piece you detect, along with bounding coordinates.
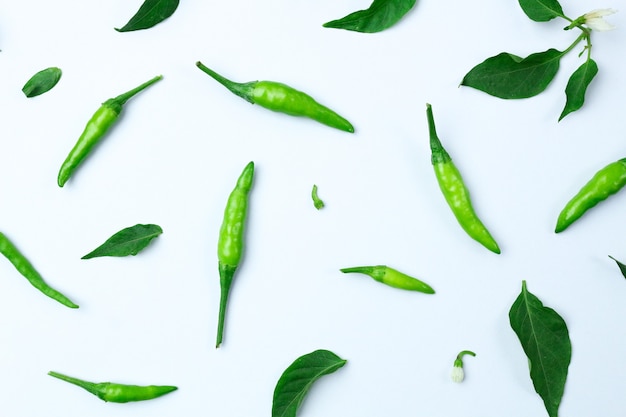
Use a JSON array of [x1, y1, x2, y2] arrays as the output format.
[[195, 62, 354, 133], [57, 75, 163, 187], [48, 371, 177, 403], [216, 161, 255, 348], [0, 232, 78, 308], [426, 103, 501, 254], [340, 265, 435, 294], [555, 158, 626, 233]]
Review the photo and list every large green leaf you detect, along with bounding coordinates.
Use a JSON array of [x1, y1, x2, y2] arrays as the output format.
[[559, 59, 598, 121], [272, 350, 347, 417], [82, 224, 163, 259], [115, 0, 179, 32], [461, 49, 562, 99], [323, 0, 416, 33], [509, 281, 571, 417], [518, 0, 564, 21]]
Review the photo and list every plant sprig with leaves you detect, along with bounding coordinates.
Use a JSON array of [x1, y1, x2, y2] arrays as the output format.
[[461, 0, 616, 121]]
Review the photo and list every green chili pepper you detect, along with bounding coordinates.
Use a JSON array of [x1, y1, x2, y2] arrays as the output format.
[[48, 371, 177, 403], [340, 265, 435, 294], [0, 232, 78, 308], [216, 161, 255, 348], [426, 103, 501, 254], [195, 62, 354, 133], [555, 158, 626, 233], [57, 75, 163, 187]]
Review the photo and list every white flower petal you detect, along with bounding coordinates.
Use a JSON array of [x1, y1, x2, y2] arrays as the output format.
[[451, 366, 465, 383], [583, 8, 617, 31], [586, 17, 616, 31], [584, 8, 617, 19]]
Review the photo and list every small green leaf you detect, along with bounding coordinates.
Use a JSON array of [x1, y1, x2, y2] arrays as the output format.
[[22, 67, 62, 98], [609, 256, 626, 279], [461, 49, 562, 99], [509, 281, 571, 417], [559, 59, 598, 121], [323, 0, 416, 33], [115, 0, 179, 32], [273, 350, 347, 417], [82, 224, 163, 259], [518, 0, 564, 21]]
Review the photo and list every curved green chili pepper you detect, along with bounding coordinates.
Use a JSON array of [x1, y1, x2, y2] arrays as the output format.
[[48, 371, 177, 403], [555, 158, 626, 233], [340, 265, 435, 294], [0, 232, 78, 308], [426, 103, 500, 254], [195, 62, 354, 133], [57, 75, 163, 187], [216, 161, 255, 348]]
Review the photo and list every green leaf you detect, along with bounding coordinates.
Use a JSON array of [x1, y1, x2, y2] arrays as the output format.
[[82, 224, 163, 259], [273, 350, 347, 417], [461, 49, 562, 99], [518, 0, 564, 21], [22, 67, 62, 98], [558, 59, 598, 121], [323, 0, 416, 33], [608, 256, 626, 279], [509, 281, 571, 417], [115, 0, 179, 32]]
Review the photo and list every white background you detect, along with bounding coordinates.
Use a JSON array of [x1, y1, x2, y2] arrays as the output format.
[[0, 1, 625, 416]]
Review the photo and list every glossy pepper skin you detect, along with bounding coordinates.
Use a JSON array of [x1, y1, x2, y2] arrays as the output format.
[[57, 75, 163, 187], [340, 265, 435, 294], [555, 158, 626, 233], [195, 62, 354, 133], [0, 232, 78, 308], [426, 104, 500, 254], [216, 161, 255, 348], [48, 371, 177, 403]]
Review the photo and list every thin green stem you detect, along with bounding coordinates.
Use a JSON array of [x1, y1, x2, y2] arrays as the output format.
[[454, 350, 476, 367], [196, 61, 255, 103], [111, 75, 163, 107], [561, 32, 587, 57], [216, 263, 236, 348], [425, 103, 450, 165], [48, 371, 101, 396], [340, 266, 375, 275]]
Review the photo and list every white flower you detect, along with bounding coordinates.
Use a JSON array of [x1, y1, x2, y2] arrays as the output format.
[[583, 8, 618, 31], [451, 365, 465, 383]]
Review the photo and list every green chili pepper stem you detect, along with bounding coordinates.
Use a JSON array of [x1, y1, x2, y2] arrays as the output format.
[[426, 103, 450, 164], [340, 266, 377, 275], [216, 263, 236, 348], [311, 184, 325, 210], [196, 61, 255, 104], [103, 75, 164, 113], [48, 371, 102, 397], [453, 350, 476, 367]]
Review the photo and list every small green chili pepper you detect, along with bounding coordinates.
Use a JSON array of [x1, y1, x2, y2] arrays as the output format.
[[195, 62, 354, 133], [48, 371, 177, 403], [426, 103, 500, 254], [340, 265, 435, 294], [555, 158, 626, 233], [57, 75, 163, 187], [0, 232, 78, 308], [216, 161, 255, 348]]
